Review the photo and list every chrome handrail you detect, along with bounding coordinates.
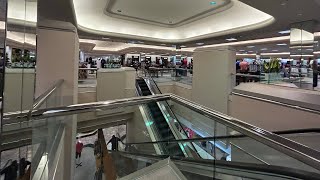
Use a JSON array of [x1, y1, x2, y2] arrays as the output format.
[[33, 79, 64, 110], [169, 94, 320, 170], [232, 92, 320, 115], [3, 93, 320, 171]]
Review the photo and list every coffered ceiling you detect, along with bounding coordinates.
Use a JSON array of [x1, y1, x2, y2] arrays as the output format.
[[74, 0, 274, 43], [105, 0, 230, 27]]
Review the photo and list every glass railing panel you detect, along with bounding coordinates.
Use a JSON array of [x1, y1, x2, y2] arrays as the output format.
[[11, 94, 320, 179], [30, 115, 65, 179], [168, 99, 320, 174]]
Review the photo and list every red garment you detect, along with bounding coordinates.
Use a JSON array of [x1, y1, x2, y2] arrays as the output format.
[[76, 142, 84, 153]]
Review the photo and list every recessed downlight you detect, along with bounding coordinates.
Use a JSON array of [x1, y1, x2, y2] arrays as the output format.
[[278, 30, 290, 34], [247, 46, 255, 48], [196, 42, 205, 46], [277, 43, 287, 46], [226, 38, 237, 41], [180, 45, 187, 48]]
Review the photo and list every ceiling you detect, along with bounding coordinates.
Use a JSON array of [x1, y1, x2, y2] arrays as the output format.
[[3, 0, 320, 58], [74, 0, 274, 43], [106, 0, 230, 27]]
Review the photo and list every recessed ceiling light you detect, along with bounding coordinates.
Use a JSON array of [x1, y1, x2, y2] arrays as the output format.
[[260, 48, 268, 51], [138, 41, 144, 44], [247, 46, 255, 48], [277, 43, 287, 46], [281, 2, 287, 6], [306, 49, 313, 51], [180, 45, 187, 48], [272, 50, 279, 52], [196, 42, 205, 46], [297, 13, 303, 16], [210, 1, 217, 5], [102, 37, 110, 40], [239, 50, 245, 52], [248, 51, 254, 53], [278, 30, 290, 34], [226, 38, 237, 41]]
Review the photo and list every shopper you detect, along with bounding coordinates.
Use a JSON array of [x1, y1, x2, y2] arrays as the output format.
[[312, 59, 318, 89], [107, 135, 123, 151], [1, 160, 18, 180], [239, 59, 249, 73], [101, 59, 106, 68], [19, 158, 31, 178], [76, 140, 84, 159]]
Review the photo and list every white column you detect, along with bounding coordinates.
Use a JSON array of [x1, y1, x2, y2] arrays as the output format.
[[36, 21, 79, 180], [192, 46, 236, 115]]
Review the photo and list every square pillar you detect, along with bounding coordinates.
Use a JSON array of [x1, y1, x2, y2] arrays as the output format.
[[192, 46, 236, 115], [36, 21, 79, 180]]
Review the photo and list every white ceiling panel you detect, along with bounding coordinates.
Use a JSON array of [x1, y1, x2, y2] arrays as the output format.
[[107, 0, 229, 26], [74, 0, 274, 43]]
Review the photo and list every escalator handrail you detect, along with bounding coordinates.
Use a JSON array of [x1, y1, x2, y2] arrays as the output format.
[[142, 71, 200, 157], [170, 94, 320, 170], [115, 151, 320, 180]]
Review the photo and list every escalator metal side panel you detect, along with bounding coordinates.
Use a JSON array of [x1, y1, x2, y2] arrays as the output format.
[[137, 105, 163, 155]]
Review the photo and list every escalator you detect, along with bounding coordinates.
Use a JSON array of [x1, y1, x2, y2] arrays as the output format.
[[136, 78, 184, 156]]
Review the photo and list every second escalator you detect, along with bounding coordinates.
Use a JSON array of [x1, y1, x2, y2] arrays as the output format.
[[136, 78, 184, 157]]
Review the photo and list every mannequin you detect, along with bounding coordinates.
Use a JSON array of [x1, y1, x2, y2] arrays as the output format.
[[76, 139, 84, 168]]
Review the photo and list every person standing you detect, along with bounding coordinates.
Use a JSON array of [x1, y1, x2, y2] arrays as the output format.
[[107, 135, 123, 151], [312, 59, 318, 89], [76, 140, 84, 166], [19, 158, 31, 178]]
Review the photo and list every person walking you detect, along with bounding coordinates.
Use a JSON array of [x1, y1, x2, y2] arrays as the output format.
[[312, 59, 319, 89], [107, 135, 123, 151]]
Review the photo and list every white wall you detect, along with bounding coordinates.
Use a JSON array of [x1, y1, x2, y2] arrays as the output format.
[[230, 94, 320, 131]]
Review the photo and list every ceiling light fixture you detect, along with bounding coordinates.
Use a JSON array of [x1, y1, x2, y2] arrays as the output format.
[[239, 50, 245, 52], [278, 30, 290, 34], [277, 43, 287, 46], [102, 37, 110, 40], [272, 50, 279, 52], [226, 38, 237, 41], [261, 52, 290, 56], [196, 43, 205, 46], [180, 45, 187, 48], [260, 48, 268, 51], [247, 46, 255, 48]]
